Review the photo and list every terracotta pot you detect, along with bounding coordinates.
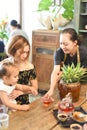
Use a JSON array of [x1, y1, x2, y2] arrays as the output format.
[[58, 81, 81, 102]]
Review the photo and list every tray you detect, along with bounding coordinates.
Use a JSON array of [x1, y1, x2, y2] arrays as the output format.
[[53, 107, 87, 128]]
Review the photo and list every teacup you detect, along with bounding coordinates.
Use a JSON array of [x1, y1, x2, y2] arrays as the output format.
[[57, 113, 68, 122], [42, 97, 54, 107], [70, 123, 82, 130]]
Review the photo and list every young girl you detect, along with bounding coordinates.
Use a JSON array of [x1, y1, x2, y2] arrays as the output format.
[[0, 61, 34, 111]]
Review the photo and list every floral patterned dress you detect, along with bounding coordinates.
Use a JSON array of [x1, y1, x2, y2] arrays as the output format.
[[15, 67, 37, 105]]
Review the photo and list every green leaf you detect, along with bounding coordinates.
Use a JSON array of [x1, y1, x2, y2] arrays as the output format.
[[37, 0, 74, 20], [62, 0, 74, 10], [38, 0, 53, 11], [62, 9, 74, 20], [61, 63, 87, 83]]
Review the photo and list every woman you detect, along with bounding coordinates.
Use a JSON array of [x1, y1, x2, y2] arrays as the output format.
[[10, 19, 21, 30], [44, 28, 87, 98], [9, 20, 22, 37], [1, 30, 38, 104]]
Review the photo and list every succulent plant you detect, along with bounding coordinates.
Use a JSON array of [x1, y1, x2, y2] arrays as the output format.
[[61, 63, 87, 84]]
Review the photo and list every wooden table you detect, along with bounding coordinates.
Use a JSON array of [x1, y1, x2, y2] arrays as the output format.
[[7, 84, 87, 130]]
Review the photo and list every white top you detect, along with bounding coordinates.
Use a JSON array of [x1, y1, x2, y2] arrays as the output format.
[[0, 79, 16, 103], [0, 79, 16, 95]]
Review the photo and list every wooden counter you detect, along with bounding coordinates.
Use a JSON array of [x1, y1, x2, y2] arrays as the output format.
[[7, 84, 87, 130]]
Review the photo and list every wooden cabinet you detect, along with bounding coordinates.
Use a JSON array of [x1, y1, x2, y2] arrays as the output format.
[[32, 30, 60, 90], [74, 0, 87, 46]]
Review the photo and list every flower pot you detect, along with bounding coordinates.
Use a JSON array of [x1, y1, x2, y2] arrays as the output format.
[[58, 81, 81, 102]]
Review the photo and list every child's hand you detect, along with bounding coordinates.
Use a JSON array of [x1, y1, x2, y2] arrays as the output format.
[[21, 104, 30, 111]]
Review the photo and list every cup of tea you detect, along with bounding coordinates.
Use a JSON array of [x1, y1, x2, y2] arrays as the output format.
[[70, 123, 82, 130], [57, 113, 68, 122], [42, 97, 54, 107], [0, 113, 9, 129]]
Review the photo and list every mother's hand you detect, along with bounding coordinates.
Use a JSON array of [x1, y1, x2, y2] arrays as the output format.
[[29, 87, 38, 96], [9, 90, 24, 99]]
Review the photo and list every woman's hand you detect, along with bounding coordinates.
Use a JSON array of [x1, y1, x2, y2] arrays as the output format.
[[45, 71, 62, 98], [9, 90, 24, 99], [29, 87, 38, 96], [43, 89, 53, 99], [43, 71, 62, 99]]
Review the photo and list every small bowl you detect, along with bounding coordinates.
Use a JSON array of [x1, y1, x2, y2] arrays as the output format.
[[70, 123, 82, 130], [57, 113, 68, 122]]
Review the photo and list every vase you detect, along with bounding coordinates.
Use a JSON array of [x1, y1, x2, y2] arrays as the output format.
[[51, 14, 71, 30], [57, 81, 81, 102], [38, 11, 52, 30]]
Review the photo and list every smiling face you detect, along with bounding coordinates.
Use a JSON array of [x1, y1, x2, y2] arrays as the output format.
[[60, 33, 77, 55]]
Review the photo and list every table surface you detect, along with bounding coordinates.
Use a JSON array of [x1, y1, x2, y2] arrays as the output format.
[[7, 84, 87, 130]]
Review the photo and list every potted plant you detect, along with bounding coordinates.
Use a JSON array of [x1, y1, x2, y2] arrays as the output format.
[[0, 18, 8, 60], [58, 63, 87, 102], [0, 18, 8, 42], [37, 0, 74, 30]]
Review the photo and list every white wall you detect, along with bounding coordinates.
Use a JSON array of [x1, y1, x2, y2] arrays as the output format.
[[22, 0, 45, 61], [0, 0, 20, 23], [22, 0, 44, 43], [22, 0, 74, 61]]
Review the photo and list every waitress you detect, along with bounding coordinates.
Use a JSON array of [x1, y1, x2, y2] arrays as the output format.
[[44, 28, 87, 98]]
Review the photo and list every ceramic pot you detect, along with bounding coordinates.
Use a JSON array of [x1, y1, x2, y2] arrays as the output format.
[[58, 81, 81, 102]]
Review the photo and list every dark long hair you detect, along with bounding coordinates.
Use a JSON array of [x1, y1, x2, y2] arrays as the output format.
[[60, 28, 81, 45]]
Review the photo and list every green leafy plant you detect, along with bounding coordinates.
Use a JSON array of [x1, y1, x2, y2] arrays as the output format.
[[38, 0, 53, 11], [37, 0, 74, 20], [61, 63, 87, 84], [0, 18, 8, 41], [62, 0, 74, 20]]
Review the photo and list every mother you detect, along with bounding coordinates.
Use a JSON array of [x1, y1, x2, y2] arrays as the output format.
[[2, 30, 38, 104]]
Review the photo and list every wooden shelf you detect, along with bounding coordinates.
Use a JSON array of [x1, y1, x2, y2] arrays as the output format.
[[74, 0, 87, 45], [79, 29, 87, 32], [82, 0, 87, 2]]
